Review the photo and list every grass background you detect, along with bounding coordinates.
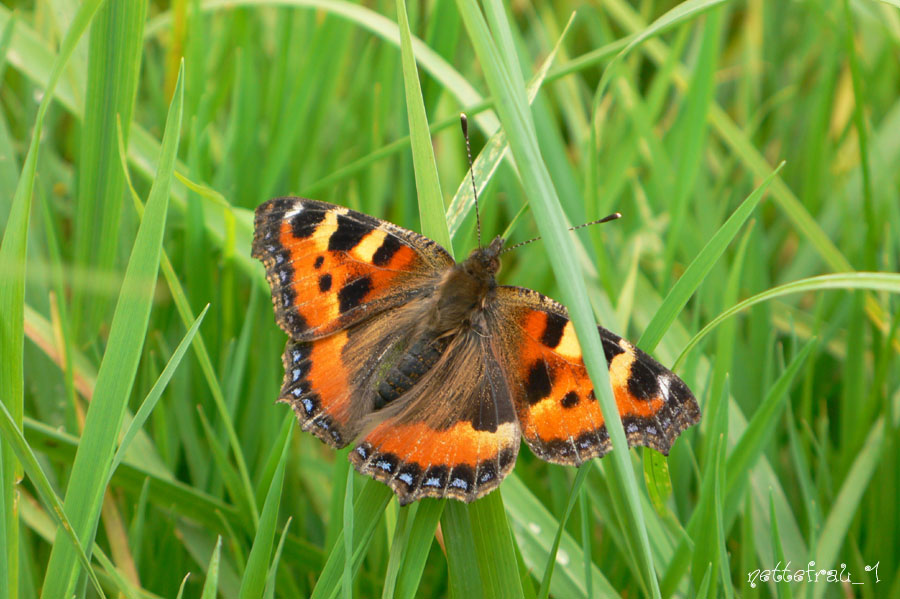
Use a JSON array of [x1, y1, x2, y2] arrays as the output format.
[[1, 0, 899, 597]]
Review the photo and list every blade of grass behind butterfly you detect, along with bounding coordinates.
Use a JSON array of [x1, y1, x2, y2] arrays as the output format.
[[660, 340, 815, 597], [445, 12, 575, 237], [637, 163, 782, 354], [238, 423, 292, 599], [457, 0, 658, 596], [39, 59, 182, 599], [502, 474, 620, 598], [397, 3, 523, 599], [0, 3, 105, 597], [536, 465, 591, 599]]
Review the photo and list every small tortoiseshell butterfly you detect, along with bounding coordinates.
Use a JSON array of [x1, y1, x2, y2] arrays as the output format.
[[253, 198, 700, 505]]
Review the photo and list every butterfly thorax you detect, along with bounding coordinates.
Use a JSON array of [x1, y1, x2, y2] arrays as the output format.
[[431, 236, 504, 334]]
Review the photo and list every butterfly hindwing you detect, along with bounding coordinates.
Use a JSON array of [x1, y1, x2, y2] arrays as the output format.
[[350, 330, 520, 505], [490, 286, 700, 464], [278, 301, 428, 448], [253, 198, 453, 340]]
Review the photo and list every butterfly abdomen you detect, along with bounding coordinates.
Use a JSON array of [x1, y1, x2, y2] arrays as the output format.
[[374, 335, 451, 409]]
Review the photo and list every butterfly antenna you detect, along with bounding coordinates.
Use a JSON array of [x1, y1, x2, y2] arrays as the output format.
[[460, 113, 482, 248], [501, 212, 622, 254]]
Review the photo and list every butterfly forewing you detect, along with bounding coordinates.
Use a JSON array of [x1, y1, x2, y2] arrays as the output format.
[[253, 198, 452, 340]]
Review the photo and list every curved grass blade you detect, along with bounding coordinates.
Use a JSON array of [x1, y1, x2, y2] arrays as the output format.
[[675, 273, 900, 369], [175, 573, 191, 599]]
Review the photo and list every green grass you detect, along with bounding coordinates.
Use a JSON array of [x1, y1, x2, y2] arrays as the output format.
[[1, 0, 899, 597]]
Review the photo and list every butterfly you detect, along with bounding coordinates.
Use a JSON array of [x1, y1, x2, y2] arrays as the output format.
[[252, 197, 700, 505]]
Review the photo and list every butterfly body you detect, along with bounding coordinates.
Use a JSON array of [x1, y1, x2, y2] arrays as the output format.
[[253, 198, 700, 505]]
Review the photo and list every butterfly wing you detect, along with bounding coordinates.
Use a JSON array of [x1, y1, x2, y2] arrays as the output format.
[[489, 286, 700, 464], [349, 329, 520, 505], [253, 198, 453, 340], [279, 293, 444, 448]]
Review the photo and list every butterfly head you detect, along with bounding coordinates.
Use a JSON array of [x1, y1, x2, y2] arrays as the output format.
[[463, 235, 504, 281]]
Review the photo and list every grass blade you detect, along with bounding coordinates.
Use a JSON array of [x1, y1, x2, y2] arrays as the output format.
[[0, 1, 106, 595], [537, 465, 591, 599], [108, 305, 209, 480], [342, 466, 354, 599], [456, 0, 659, 595], [676, 273, 900, 368], [0, 401, 106, 598], [638, 163, 782, 353], [442, 502, 484, 599], [39, 62, 184, 599], [200, 537, 222, 599], [238, 424, 292, 599], [394, 500, 444, 599], [397, 0, 452, 251], [71, 0, 147, 341]]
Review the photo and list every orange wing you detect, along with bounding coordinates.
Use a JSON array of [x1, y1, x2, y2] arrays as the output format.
[[489, 286, 700, 464], [253, 198, 452, 341], [350, 330, 520, 505]]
